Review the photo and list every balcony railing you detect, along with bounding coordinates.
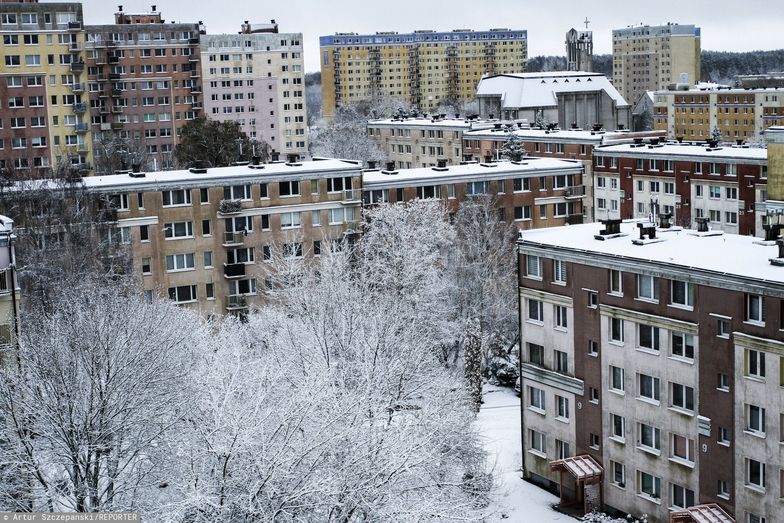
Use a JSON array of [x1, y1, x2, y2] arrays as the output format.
[[70, 61, 85, 72], [225, 295, 249, 310], [110, 121, 124, 130], [68, 21, 83, 31], [222, 231, 245, 246], [564, 186, 585, 198], [218, 199, 243, 215], [111, 106, 123, 114], [71, 83, 84, 93], [224, 263, 246, 279], [75, 123, 89, 133], [108, 73, 121, 81], [341, 189, 362, 202], [73, 102, 87, 113]]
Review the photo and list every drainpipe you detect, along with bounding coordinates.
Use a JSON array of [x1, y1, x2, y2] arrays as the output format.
[[516, 240, 526, 479]]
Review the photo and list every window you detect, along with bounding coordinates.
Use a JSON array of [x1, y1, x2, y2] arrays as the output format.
[[554, 306, 568, 329], [746, 294, 765, 324], [228, 279, 256, 296], [718, 318, 730, 338], [638, 423, 661, 452], [611, 461, 625, 487], [223, 184, 251, 200], [638, 471, 661, 500], [139, 225, 149, 242], [745, 349, 766, 379], [141, 257, 152, 275], [670, 382, 695, 412], [610, 366, 625, 392], [637, 274, 659, 301], [747, 513, 766, 523], [718, 427, 730, 446], [588, 340, 599, 356], [671, 434, 694, 464], [718, 373, 730, 391], [554, 350, 568, 373], [166, 253, 195, 272], [311, 210, 321, 226], [555, 439, 570, 459], [201, 220, 211, 236], [513, 178, 530, 192], [610, 317, 624, 342], [671, 280, 694, 308], [718, 480, 730, 499], [280, 211, 302, 229], [162, 189, 191, 207], [638, 374, 660, 403], [589, 388, 599, 404], [528, 343, 544, 366], [611, 413, 625, 441], [671, 484, 695, 510], [227, 248, 255, 264], [526, 255, 541, 278], [638, 324, 660, 352], [529, 429, 546, 455], [164, 221, 193, 239], [283, 243, 303, 258], [746, 404, 766, 435], [514, 205, 532, 221], [588, 291, 598, 308], [206, 283, 214, 300], [528, 386, 545, 411], [746, 458, 766, 490], [671, 332, 695, 360], [279, 180, 300, 197], [168, 285, 197, 303], [328, 207, 354, 225], [204, 251, 213, 268], [259, 183, 269, 199], [609, 270, 622, 295], [326, 176, 352, 193], [555, 396, 569, 420], [553, 260, 567, 283], [527, 300, 543, 323], [466, 181, 487, 195]]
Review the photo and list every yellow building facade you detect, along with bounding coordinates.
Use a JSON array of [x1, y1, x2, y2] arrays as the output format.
[[320, 29, 527, 119], [0, 1, 92, 177]]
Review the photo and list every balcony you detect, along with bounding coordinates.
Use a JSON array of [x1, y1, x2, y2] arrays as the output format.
[[68, 21, 83, 31], [341, 189, 362, 202], [190, 71, 201, 79], [188, 55, 199, 62], [191, 102, 203, 109], [76, 143, 89, 153], [108, 73, 121, 81], [71, 83, 84, 93], [108, 56, 119, 64], [188, 37, 200, 45], [218, 199, 243, 215], [190, 84, 202, 93], [111, 88, 122, 97], [225, 295, 248, 310], [111, 106, 123, 114], [75, 123, 89, 133], [99, 106, 110, 114], [110, 122, 124, 130], [69, 43, 83, 52], [565, 186, 585, 199], [224, 263, 246, 279], [222, 231, 245, 247], [70, 61, 85, 72], [73, 102, 87, 113]]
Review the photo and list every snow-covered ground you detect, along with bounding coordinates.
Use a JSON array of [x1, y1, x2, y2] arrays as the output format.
[[478, 385, 572, 522]]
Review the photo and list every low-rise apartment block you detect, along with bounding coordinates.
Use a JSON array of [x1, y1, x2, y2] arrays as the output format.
[[362, 157, 585, 229], [0, 214, 19, 353], [653, 86, 784, 142], [518, 219, 783, 523], [592, 141, 768, 236], [201, 21, 307, 159]]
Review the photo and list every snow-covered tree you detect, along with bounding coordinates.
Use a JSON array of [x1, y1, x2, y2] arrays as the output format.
[[711, 126, 723, 143], [0, 284, 204, 512], [463, 318, 483, 412], [310, 105, 386, 167], [502, 133, 526, 162], [581, 511, 648, 523]]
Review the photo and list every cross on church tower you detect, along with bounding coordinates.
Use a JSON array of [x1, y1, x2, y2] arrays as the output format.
[[584, 17, 590, 30]]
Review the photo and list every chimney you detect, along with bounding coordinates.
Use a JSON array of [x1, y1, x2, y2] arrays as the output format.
[[658, 213, 672, 229], [366, 160, 377, 170], [251, 155, 260, 166], [493, 123, 502, 130], [437, 158, 447, 169], [118, 5, 123, 11], [695, 217, 710, 232], [637, 222, 657, 240], [596, 219, 623, 238], [385, 161, 396, 172], [151, 4, 157, 11], [131, 162, 141, 173], [286, 153, 299, 164], [489, 114, 494, 119], [483, 154, 492, 163], [270, 151, 280, 162]]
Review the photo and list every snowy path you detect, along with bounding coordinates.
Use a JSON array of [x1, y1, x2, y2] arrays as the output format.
[[477, 385, 573, 522]]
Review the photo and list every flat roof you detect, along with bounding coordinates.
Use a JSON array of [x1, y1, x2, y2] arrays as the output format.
[[518, 221, 784, 289], [594, 142, 767, 163], [367, 117, 496, 130], [464, 128, 665, 145], [12, 159, 362, 194], [362, 158, 583, 188]]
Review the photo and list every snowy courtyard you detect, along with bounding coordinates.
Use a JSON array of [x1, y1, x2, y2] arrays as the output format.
[[478, 385, 572, 522]]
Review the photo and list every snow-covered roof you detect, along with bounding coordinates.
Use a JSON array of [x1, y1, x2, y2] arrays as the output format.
[[17, 159, 363, 194], [362, 158, 583, 189], [594, 142, 767, 164], [367, 117, 496, 131], [464, 128, 665, 145], [518, 221, 784, 290], [476, 72, 629, 109], [550, 455, 603, 482], [670, 504, 735, 523], [656, 85, 784, 95]]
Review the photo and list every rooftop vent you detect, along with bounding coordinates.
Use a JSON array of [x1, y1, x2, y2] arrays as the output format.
[[189, 161, 207, 174], [594, 219, 625, 240], [129, 162, 145, 178], [770, 238, 784, 266], [695, 217, 710, 233], [251, 155, 261, 166], [270, 152, 280, 162], [365, 160, 378, 171], [382, 161, 398, 175], [286, 154, 302, 166], [658, 213, 672, 229], [632, 222, 666, 245], [432, 158, 448, 171]]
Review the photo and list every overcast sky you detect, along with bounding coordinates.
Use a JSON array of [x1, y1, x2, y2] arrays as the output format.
[[78, 0, 782, 72]]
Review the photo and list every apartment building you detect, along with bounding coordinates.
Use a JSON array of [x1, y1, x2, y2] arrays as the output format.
[[518, 219, 784, 523], [463, 126, 665, 223], [84, 6, 203, 173], [42, 159, 363, 316], [367, 115, 494, 169], [201, 21, 307, 159], [0, 0, 90, 176], [320, 28, 527, 119], [653, 86, 784, 142], [0, 214, 19, 353], [362, 157, 585, 229], [592, 141, 768, 236], [476, 72, 631, 131], [612, 24, 701, 109]]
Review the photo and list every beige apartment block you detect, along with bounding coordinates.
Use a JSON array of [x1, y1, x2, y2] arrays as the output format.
[[613, 24, 700, 110], [320, 29, 527, 120], [202, 22, 307, 160]]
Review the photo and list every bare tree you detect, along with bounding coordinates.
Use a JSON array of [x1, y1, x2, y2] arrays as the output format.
[[92, 132, 150, 175], [0, 284, 204, 512]]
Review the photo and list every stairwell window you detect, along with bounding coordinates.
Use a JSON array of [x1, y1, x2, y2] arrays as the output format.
[[671, 280, 694, 308], [553, 259, 567, 284], [525, 255, 541, 279], [746, 294, 765, 325], [637, 274, 659, 302]]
